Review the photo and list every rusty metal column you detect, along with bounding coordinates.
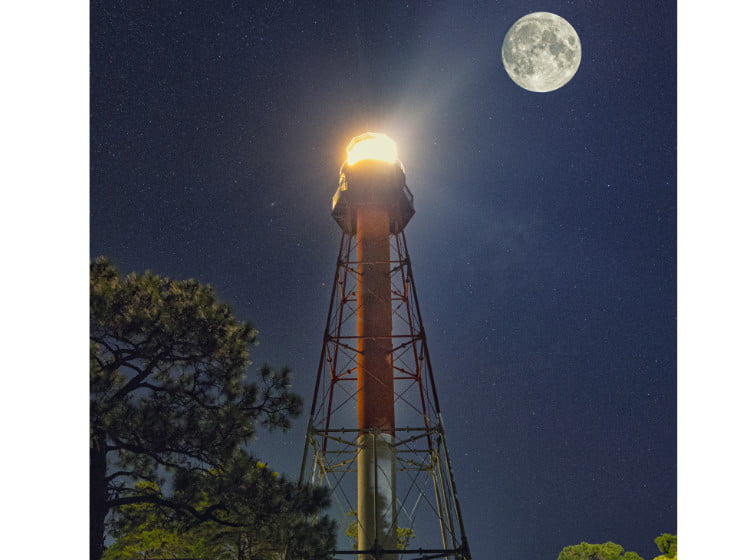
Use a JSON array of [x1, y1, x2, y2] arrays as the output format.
[[327, 133, 416, 559], [356, 202, 397, 559]]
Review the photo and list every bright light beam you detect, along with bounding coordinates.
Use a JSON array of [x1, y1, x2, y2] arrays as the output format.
[[346, 132, 398, 166]]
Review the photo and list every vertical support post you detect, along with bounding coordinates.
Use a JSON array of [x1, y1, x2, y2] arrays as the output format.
[[356, 204, 397, 558]]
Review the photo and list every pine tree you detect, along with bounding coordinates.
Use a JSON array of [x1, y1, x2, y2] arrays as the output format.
[[557, 541, 644, 560], [90, 258, 330, 559], [653, 533, 677, 560]]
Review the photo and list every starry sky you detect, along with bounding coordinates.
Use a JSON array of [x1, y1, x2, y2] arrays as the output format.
[[90, 1, 677, 558]]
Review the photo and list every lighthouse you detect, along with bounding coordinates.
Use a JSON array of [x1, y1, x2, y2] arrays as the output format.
[[300, 133, 470, 560]]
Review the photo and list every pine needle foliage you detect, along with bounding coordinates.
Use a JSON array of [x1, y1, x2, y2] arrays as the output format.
[[90, 258, 332, 560]]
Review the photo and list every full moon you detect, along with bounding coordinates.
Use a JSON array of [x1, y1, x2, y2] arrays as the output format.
[[502, 12, 581, 92]]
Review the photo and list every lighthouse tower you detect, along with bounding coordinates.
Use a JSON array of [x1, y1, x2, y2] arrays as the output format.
[[300, 133, 471, 560]]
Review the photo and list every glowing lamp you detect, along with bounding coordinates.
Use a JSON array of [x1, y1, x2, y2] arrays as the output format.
[[346, 132, 398, 166], [333, 132, 414, 235]]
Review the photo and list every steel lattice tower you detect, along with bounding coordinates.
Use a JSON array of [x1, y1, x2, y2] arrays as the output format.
[[299, 134, 471, 560]]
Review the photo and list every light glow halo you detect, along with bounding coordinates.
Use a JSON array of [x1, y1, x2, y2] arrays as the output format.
[[345, 132, 398, 166]]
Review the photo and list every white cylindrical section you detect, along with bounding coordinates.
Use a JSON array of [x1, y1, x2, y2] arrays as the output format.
[[357, 432, 397, 559]]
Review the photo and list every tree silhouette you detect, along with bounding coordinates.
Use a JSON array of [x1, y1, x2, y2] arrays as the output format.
[[103, 461, 335, 560], [557, 541, 644, 560], [653, 533, 677, 560], [90, 258, 329, 559]]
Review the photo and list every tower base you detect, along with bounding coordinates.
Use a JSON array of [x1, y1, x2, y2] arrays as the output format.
[[299, 230, 471, 560]]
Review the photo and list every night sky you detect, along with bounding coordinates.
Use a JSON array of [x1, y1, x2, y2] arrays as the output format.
[[89, 1, 678, 558]]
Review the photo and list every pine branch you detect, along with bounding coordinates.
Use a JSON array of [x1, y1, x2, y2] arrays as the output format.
[[107, 495, 247, 528]]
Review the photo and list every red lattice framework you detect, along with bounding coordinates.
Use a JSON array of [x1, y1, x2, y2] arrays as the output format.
[[299, 228, 471, 560]]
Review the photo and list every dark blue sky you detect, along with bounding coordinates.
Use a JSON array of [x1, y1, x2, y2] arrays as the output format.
[[90, 1, 676, 558]]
